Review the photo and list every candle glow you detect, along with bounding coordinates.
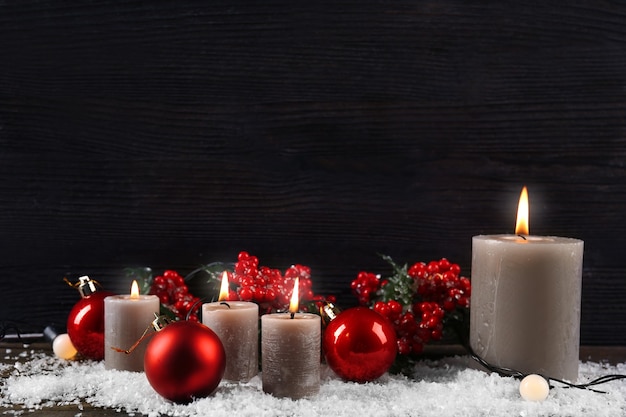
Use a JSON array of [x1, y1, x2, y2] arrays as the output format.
[[130, 280, 139, 299], [515, 186, 529, 235], [218, 271, 230, 302], [289, 278, 299, 314]]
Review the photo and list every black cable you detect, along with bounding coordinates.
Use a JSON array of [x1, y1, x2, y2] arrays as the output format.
[[445, 316, 626, 393], [0, 322, 29, 343], [185, 297, 210, 321]]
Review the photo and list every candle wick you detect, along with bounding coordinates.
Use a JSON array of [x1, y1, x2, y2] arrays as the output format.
[[290, 312, 295, 319], [518, 234, 527, 240], [220, 301, 231, 309]]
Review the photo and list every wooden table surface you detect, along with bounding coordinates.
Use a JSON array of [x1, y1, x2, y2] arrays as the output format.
[[1, 343, 625, 417]]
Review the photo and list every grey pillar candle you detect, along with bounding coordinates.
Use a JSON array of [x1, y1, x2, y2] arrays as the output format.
[[104, 281, 159, 372], [202, 301, 259, 382], [470, 188, 584, 382], [261, 276, 320, 398], [261, 312, 320, 399]]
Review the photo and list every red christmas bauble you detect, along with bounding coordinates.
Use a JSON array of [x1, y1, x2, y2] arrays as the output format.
[[144, 321, 226, 404], [66, 290, 114, 360], [323, 307, 397, 382]]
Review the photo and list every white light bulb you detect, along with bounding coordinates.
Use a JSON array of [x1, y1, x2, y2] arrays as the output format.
[[519, 374, 550, 401], [52, 333, 78, 360]]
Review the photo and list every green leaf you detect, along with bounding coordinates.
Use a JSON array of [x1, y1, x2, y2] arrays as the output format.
[[186, 262, 233, 284], [124, 267, 153, 295], [378, 254, 414, 309]]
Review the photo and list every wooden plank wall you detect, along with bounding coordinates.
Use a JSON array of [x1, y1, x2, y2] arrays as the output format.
[[1, 1, 625, 344]]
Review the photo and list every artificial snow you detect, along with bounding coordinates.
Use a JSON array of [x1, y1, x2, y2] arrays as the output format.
[[1, 351, 626, 417]]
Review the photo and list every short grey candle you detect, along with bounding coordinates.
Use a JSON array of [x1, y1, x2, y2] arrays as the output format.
[[261, 278, 320, 399], [202, 300, 259, 382], [261, 312, 320, 399], [104, 281, 159, 372]]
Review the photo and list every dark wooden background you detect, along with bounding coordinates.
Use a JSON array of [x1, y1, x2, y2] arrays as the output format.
[[1, 0, 625, 345]]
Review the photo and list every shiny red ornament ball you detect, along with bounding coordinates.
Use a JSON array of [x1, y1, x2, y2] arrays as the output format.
[[144, 321, 226, 403], [323, 307, 397, 382], [66, 290, 114, 360]]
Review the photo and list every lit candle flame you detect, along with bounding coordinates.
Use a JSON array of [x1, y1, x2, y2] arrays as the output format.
[[289, 277, 300, 314], [130, 280, 140, 299], [218, 271, 230, 302], [515, 186, 529, 235]]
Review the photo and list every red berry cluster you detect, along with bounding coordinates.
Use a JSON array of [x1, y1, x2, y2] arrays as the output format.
[[351, 257, 470, 356], [150, 270, 202, 321], [351, 271, 384, 305], [372, 300, 445, 355], [229, 251, 335, 314], [409, 259, 471, 312]]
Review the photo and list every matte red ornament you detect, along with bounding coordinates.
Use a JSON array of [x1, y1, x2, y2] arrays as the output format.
[[144, 320, 226, 404], [323, 306, 397, 382], [66, 286, 114, 361]]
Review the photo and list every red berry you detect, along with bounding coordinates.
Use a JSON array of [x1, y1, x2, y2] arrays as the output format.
[[387, 300, 402, 318], [360, 287, 372, 300], [426, 316, 440, 329], [163, 270, 177, 279], [426, 261, 439, 274], [458, 296, 469, 308], [374, 301, 389, 317], [238, 287, 254, 301], [241, 277, 254, 287], [265, 288, 276, 302], [438, 258, 450, 271], [253, 287, 266, 302], [397, 337, 412, 355], [442, 271, 456, 282], [400, 311, 414, 324], [173, 286, 188, 298]]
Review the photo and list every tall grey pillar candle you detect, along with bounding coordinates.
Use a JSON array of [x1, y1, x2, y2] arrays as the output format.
[[470, 235, 584, 381]]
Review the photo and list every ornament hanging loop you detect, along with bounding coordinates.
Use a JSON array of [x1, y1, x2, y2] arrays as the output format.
[[320, 302, 341, 325], [151, 313, 173, 332], [64, 275, 102, 298]]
